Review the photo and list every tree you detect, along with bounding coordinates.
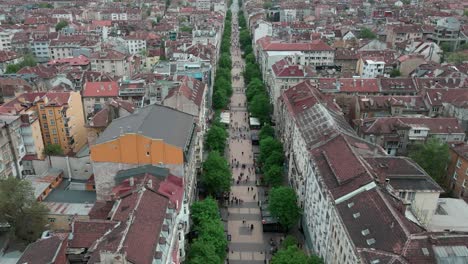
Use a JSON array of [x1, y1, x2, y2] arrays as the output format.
[[201, 152, 231, 195], [446, 52, 468, 64], [0, 178, 49, 242], [205, 124, 228, 153], [408, 138, 450, 185], [281, 235, 298, 249], [268, 187, 301, 230], [265, 151, 284, 167], [259, 137, 283, 163], [249, 93, 271, 124], [38, 3, 53, 8], [191, 197, 219, 225], [212, 88, 228, 110], [263, 1, 273, 9], [44, 144, 63, 156], [180, 26, 193, 33], [259, 123, 275, 139], [440, 43, 453, 53], [264, 164, 283, 186], [55, 20, 69, 31], [187, 240, 222, 264], [5, 64, 21, 74], [219, 53, 232, 69], [359, 28, 376, 39], [390, 69, 401, 77], [271, 245, 324, 264]]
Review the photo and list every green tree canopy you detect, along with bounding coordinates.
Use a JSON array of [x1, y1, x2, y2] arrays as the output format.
[[44, 144, 63, 156], [212, 88, 228, 110], [219, 53, 232, 69], [446, 52, 468, 64], [281, 235, 298, 249], [55, 20, 69, 31], [269, 187, 301, 230], [244, 63, 262, 84], [271, 245, 324, 264], [5, 54, 37, 74], [201, 151, 231, 195], [390, 69, 401, 77], [245, 53, 256, 64], [259, 123, 275, 139], [259, 136, 283, 163], [264, 151, 284, 168], [191, 197, 219, 225], [0, 178, 49, 242], [359, 28, 376, 39], [408, 138, 450, 185], [205, 124, 228, 153], [187, 240, 222, 264], [264, 164, 283, 187], [249, 93, 271, 124]]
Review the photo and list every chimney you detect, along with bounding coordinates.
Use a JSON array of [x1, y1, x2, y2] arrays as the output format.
[[129, 177, 134, 186], [147, 179, 153, 188]]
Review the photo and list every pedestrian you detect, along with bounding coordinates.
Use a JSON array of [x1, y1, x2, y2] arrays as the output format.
[[242, 218, 246, 225], [253, 194, 256, 200], [242, 151, 244, 155], [250, 224, 254, 230], [247, 187, 250, 192]]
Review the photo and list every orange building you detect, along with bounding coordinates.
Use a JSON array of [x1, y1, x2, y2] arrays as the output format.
[[446, 143, 468, 199], [91, 104, 198, 200]]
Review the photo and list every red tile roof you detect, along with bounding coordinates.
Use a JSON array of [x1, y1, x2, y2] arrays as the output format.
[[424, 88, 468, 108], [359, 117, 464, 135], [69, 220, 117, 248], [257, 36, 334, 51], [165, 75, 205, 108], [47, 55, 90, 66], [17, 236, 66, 264], [83, 81, 119, 97], [340, 78, 380, 93], [379, 78, 417, 93], [271, 57, 307, 77], [17, 64, 58, 79], [0, 50, 20, 62]]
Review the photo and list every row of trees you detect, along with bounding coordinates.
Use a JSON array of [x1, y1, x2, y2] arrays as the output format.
[[187, 198, 228, 263], [271, 235, 324, 264], [212, 10, 233, 110], [238, 12, 272, 125]]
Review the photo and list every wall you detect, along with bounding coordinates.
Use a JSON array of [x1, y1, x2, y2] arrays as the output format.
[[446, 149, 468, 198], [411, 191, 440, 226], [32, 155, 93, 181], [46, 213, 89, 231], [31, 118, 45, 160], [67, 91, 87, 153]]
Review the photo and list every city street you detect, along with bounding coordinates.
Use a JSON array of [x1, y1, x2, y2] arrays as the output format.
[[224, 1, 282, 263]]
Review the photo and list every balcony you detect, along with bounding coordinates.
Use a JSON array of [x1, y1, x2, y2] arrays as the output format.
[[119, 88, 145, 96]]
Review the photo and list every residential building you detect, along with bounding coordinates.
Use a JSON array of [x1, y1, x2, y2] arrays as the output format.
[[36, 91, 87, 154], [430, 17, 468, 51], [276, 80, 467, 263], [397, 54, 427, 76], [90, 104, 199, 204], [196, 0, 211, 11], [422, 88, 468, 132], [0, 29, 20, 51], [31, 35, 52, 62], [386, 24, 423, 48], [85, 99, 135, 145], [118, 78, 146, 106], [125, 35, 147, 55], [0, 115, 26, 178], [355, 117, 465, 155], [89, 49, 131, 77], [67, 166, 186, 264], [256, 37, 335, 80], [352, 95, 428, 120], [0, 51, 22, 74], [357, 57, 386, 78], [446, 143, 468, 199], [49, 35, 99, 60], [82, 81, 119, 115], [334, 49, 359, 74], [17, 235, 68, 264]]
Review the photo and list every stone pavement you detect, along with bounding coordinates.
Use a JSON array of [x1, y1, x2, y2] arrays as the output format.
[[223, 1, 283, 263]]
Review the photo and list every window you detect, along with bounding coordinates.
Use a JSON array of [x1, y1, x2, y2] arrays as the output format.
[[53, 138, 58, 144], [42, 114, 47, 119], [52, 129, 57, 135], [453, 172, 458, 180], [399, 191, 406, 199], [463, 179, 467, 188], [456, 158, 462, 168], [48, 110, 53, 116], [50, 120, 55, 125], [48, 218, 56, 223], [407, 192, 415, 201], [413, 130, 421, 134]]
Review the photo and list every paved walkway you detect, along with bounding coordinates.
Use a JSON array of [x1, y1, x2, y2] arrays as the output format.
[[223, 1, 283, 263]]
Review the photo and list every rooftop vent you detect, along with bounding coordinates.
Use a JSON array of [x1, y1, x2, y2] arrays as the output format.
[[347, 202, 354, 208], [353, 212, 361, 219], [367, 238, 376, 246], [361, 229, 370, 236], [422, 248, 430, 256], [370, 260, 380, 264]]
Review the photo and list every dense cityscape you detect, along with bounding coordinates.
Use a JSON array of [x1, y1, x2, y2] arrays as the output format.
[[0, 0, 467, 263]]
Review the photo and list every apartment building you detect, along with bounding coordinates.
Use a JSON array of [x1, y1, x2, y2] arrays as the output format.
[[0, 115, 26, 178], [67, 166, 186, 264], [446, 143, 468, 199], [357, 58, 386, 78], [0, 29, 21, 51], [90, 49, 131, 77], [355, 117, 465, 155], [82, 81, 119, 115], [276, 80, 466, 263], [31, 34, 53, 61], [49, 35, 99, 60], [196, 0, 211, 11], [90, 104, 200, 204], [430, 17, 468, 51], [256, 37, 335, 80]]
